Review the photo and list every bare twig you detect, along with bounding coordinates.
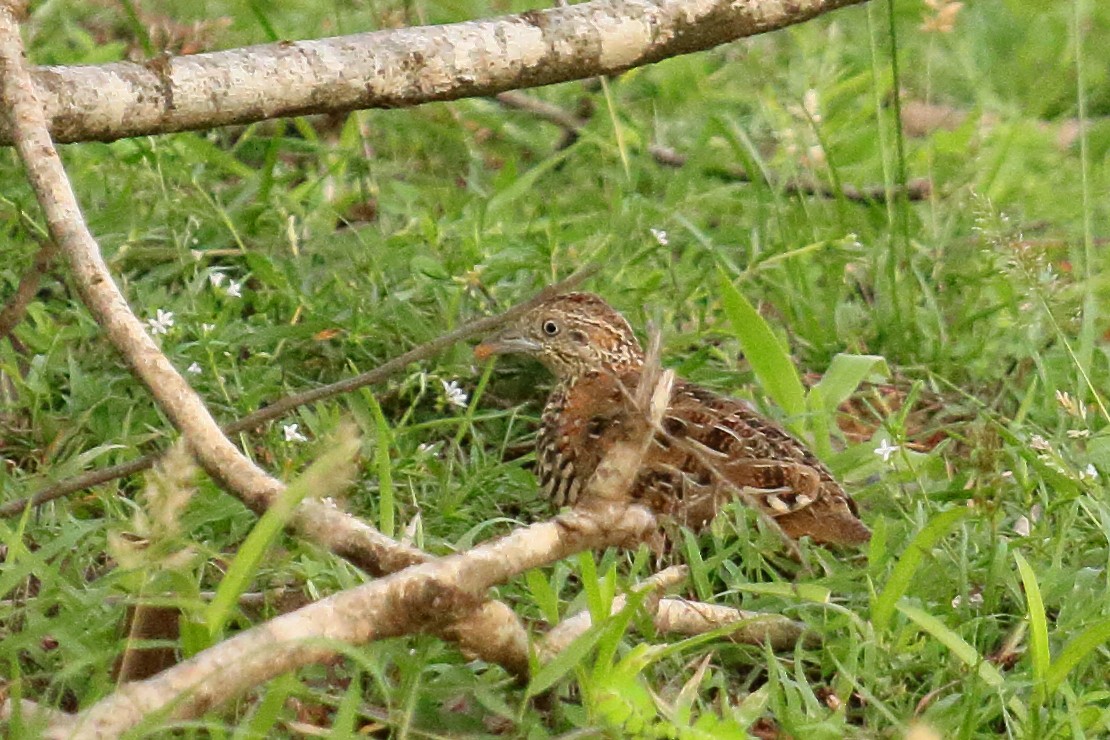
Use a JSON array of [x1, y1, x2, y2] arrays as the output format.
[[0, 1, 531, 679], [0, 0, 871, 146], [0, 239, 56, 341], [649, 144, 932, 203], [496, 90, 585, 132], [45, 500, 658, 738], [0, 264, 596, 518], [496, 91, 929, 203]]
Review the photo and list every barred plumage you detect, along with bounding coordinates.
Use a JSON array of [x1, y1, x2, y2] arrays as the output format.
[[475, 292, 870, 546]]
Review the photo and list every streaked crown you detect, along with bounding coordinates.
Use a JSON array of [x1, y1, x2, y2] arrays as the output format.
[[474, 293, 643, 379]]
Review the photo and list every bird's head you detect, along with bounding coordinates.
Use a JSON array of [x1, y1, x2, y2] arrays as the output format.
[[474, 293, 643, 379]]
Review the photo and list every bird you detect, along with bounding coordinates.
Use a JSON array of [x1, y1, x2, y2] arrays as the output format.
[[474, 292, 870, 546]]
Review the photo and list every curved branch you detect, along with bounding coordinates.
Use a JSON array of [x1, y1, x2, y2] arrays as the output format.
[[54, 506, 658, 739], [0, 0, 534, 679], [3, 0, 869, 145]]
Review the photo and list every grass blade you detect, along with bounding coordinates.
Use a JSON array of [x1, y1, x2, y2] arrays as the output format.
[[872, 507, 969, 631], [364, 391, 396, 539], [1045, 618, 1110, 695], [716, 270, 805, 419], [205, 428, 360, 640], [897, 602, 1004, 688], [1013, 550, 1050, 701]]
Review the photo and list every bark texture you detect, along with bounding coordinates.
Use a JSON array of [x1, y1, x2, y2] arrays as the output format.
[[2, 0, 868, 145]]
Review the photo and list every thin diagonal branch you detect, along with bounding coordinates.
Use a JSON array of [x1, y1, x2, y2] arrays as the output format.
[[0, 265, 597, 518], [495, 90, 930, 203], [649, 143, 933, 203], [0, 239, 56, 341]]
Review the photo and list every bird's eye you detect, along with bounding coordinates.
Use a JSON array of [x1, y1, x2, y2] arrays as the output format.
[[542, 320, 560, 336]]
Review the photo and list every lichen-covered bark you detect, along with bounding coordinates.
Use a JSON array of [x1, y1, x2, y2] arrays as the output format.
[[1, 0, 869, 145]]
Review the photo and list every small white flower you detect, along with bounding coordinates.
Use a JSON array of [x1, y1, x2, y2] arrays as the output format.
[[283, 423, 308, 443], [1013, 515, 1031, 537], [202, 323, 216, 334], [650, 228, 669, 246], [952, 591, 984, 609], [803, 88, 822, 122], [1029, 434, 1051, 452], [209, 272, 227, 287], [147, 309, 175, 336], [1068, 429, 1090, 439], [874, 438, 900, 463], [442, 379, 468, 409], [1081, 463, 1099, 481], [187, 362, 202, 374], [226, 280, 243, 298], [416, 442, 441, 457]]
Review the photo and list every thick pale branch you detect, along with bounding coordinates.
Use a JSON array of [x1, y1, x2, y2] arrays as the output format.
[[53, 506, 657, 738], [539, 565, 688, 660], [654, 598, 809, 649], [539, 568, 809, 658], [1, 0, 869, 145]]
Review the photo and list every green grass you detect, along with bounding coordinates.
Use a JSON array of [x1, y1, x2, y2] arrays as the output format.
[[3, 0, 1110, 736]]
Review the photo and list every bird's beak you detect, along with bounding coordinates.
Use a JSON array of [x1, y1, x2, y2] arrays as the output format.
[[473, 330, 541, 361]]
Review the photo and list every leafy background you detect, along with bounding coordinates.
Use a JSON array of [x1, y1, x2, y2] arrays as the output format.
[[2, 0, 1109, 736]]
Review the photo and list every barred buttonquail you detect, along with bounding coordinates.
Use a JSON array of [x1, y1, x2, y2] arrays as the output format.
[[475, 292, 870, 546]]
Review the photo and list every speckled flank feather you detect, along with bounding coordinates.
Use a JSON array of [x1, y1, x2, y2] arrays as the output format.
[[475, 292, 871, 546]]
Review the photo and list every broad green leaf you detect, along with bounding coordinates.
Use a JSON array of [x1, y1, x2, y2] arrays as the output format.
[[810, 354, 890, 413], [595, 586, 650, 673], [527, 620, 607, 698], [578, 551, 608, 623], [683, 529, 712, 602], [524, 568, 561, 625], [716, 270, 806, 419], [1013, 551, 1050, 699], [872, 508, 970, 631]]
